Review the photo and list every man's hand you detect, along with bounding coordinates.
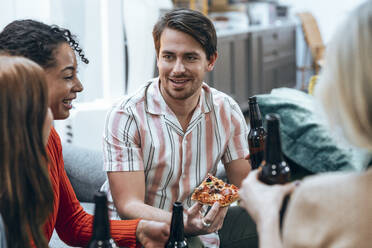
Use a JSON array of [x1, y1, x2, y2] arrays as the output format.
[[184, 202, 228, 236], [136, 220, 169, 248], [238, 169, 296, 225]]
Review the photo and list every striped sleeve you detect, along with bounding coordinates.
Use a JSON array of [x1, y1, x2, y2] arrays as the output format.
[[103, 103, 144, 172], [221, 100, 249, 165]]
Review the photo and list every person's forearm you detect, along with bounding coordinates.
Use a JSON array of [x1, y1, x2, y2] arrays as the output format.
[[257, 213, 283, 248], [225, 159, 251, 188], [117, 201, 172, 224]]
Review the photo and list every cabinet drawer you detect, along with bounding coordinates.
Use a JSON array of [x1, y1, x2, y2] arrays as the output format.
[[262, 27, 295, 59], [213, 40, 232, 94], [276, 55, 296, 87], [261, 54, 296, 91]]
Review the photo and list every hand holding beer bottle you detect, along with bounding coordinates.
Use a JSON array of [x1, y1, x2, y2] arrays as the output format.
[[165, 202, 188, 248], [87, 192, 118, 248], [239, 114, 296, 229], [258, 114, 291, 227]]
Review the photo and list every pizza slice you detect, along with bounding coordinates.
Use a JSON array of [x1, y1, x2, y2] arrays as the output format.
[[191, 173, 239, 207]]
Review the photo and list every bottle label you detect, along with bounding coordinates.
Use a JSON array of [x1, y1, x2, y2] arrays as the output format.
[[259, 161, 291, 185], [248, 132, 266, 169], [249, 149, 264, 170]]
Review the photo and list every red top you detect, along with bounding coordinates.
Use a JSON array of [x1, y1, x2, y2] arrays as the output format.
[[43, 127, 140, 247]]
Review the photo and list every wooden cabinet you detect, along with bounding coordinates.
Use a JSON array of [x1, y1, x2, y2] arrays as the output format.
[[205, 33, 249, 105], [210, 36, 233, 95], [205, 23, 296, 113], [249, 26, 296, 97], [232, 34, 249, 104]]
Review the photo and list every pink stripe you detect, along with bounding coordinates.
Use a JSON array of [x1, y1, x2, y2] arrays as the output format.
[[146, 116, 166, 206], [135, 105, 146, 170], [231, 113, 244, 157], [111, 111, 124, 170], [219, 104, 231, 157], [153, 85, 162, 113], [133, 129, 140, 148], [180, 133, 192, 200], [170, 135, 183, 207], [219, 104, 231, 137], [205, 113, 214, 173]]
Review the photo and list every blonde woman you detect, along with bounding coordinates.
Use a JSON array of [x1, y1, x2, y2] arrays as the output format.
[[239, 1, 372, 247]]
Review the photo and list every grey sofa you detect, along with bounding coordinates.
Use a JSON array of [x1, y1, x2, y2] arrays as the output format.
[[49, 144, 106, 248]]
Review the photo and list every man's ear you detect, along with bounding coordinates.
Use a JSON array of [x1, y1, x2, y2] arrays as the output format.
[[207, 52, 218, 71], [156, 54, 160, 68]]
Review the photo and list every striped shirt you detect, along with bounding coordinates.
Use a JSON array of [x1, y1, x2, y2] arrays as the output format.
[[101, 78, 249, 214]]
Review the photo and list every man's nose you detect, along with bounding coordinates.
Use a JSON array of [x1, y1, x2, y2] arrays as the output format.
[[172, 59, 186, 74], [72, 77, 84, 92]]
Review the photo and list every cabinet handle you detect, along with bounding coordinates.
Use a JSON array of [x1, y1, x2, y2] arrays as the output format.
[[272, 33, 278, 40]]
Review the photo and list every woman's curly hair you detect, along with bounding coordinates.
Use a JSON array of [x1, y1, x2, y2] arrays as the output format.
[[0, 19, 89, 68]]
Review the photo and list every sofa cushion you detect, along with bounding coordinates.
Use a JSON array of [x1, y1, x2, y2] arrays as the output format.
[[256, 88, 372, 173], [62, 144, 106, 203]]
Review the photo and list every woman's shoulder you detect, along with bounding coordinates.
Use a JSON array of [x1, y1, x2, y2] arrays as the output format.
[[287, 169, 372, 214], [293, 169, 372, 199], [283, 169, 372, 247]]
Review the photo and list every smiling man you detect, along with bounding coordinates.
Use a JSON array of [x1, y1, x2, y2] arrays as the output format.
[[102, 8, 258, 247]]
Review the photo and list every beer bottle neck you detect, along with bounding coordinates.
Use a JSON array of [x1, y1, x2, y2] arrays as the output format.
[[249, 103, 263, 129], [169, 204, 185, 243], [265, 118, 283, 164], [92, 196, 111, 240]]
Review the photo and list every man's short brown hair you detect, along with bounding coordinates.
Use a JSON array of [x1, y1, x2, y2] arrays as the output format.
[[152, 8, 217, 60]]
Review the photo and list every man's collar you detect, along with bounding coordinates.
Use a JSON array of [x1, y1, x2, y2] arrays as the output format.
[[145, 78, 212, 116]]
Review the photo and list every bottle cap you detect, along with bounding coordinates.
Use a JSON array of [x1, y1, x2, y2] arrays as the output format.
[[249, 96, 257, 104], [94, 191, 107, 204], [265, 113, 280, 128]]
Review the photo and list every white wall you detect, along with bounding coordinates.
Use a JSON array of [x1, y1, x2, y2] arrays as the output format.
[[282, 0, 365, 44], [0, 0, 126, 150], [1, 0, 173, 150], [0, 0, 126, 103], [123, 0, 173, 94], [281, 0, 366, 88], [0, 0, 51, 30]]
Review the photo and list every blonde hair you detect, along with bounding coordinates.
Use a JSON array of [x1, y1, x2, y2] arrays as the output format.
[[315, 1, 372, 151]]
